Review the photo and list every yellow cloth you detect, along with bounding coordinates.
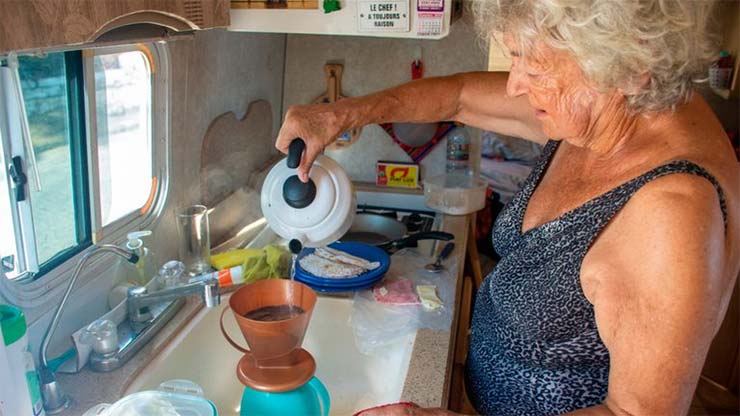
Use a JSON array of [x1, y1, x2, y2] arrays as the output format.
[[210, 248, 262, 270], [211, 245, 292, 283]]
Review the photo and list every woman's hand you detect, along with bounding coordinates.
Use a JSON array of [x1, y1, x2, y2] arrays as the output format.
[[276, 103, 349, 182]]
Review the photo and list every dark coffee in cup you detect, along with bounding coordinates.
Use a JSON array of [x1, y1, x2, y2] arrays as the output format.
[[243, 305, 305, 322]]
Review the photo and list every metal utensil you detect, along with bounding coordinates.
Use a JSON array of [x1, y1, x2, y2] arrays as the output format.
[[425, 242, 455, 273]]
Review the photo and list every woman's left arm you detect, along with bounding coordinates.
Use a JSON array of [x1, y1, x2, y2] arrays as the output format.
[[568, 174, 731, 416]]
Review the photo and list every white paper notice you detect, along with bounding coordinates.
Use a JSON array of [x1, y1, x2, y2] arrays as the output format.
[[358, 1, 410, 32]]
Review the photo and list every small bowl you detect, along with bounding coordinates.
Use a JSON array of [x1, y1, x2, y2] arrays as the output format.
[[423, 173, 487, 215]]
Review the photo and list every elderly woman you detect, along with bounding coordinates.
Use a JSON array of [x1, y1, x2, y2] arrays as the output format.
[[276, 1, 739, 414]]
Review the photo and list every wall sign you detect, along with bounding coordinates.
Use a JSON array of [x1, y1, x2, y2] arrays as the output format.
[[358, 0, 410, 32], [417, 0, 443, 11]]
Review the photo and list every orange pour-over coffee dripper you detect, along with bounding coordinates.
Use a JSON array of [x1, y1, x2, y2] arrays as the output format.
[[220, 279, 318, 392]]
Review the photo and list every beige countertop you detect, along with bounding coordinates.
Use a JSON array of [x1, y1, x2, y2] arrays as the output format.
[[55, 213, 470, 415], [400, 214, 469, 408]]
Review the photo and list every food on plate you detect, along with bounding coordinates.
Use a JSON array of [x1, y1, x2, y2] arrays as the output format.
[[298, 246, 381, 279], [314, 247, 381, 270], [416, 284, 443, 310], [373, 279, 420, 305], [299, 253, 365, 279]]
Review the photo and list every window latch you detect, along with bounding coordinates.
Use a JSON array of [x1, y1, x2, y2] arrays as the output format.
[[1, 255, 14, 274], [8, 155, 27, 202]]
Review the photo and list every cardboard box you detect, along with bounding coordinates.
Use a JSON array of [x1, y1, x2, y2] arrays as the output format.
[[376, 161, 419, 188]]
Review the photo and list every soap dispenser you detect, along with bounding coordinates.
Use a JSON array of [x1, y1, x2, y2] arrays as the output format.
[[123, 231, 155, 286], [108, 231, 156, 308]]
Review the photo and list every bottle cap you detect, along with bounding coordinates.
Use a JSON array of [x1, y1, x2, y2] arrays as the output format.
[[0, 304, 26, 346], [126, 230, 152, 250]]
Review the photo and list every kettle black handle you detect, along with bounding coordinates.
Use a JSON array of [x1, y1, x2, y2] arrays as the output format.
[[287, 138, 305, 169], [283, 138, 316, 209]]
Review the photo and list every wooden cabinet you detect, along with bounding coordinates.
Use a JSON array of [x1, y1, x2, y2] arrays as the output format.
[[713, 0, 740, 99], [694, 280, 740, 414], [229, 0, 456, 39], [0, 0, 230, 54]]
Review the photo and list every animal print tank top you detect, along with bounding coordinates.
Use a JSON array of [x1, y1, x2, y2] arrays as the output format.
[[466, 140, 727, 415]]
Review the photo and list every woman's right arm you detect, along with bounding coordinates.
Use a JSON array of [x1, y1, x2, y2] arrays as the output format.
[[276, 71, 546, 182]]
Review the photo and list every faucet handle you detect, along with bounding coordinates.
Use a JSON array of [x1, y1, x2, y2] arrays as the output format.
[[158, 260, 186, 288], [80, 319, 118, 355], [203, 278, 220, 308]]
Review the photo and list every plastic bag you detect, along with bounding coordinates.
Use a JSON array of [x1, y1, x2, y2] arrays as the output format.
[[350, 248, 456, 356]]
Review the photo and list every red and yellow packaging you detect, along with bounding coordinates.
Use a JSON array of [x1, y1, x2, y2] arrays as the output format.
[[376, 161, 419, 188]]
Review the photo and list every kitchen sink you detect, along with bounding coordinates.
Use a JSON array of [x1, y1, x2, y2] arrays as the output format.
[[124, 292, 416, 415]]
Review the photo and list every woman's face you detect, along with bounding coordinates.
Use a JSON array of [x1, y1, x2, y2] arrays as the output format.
[[503, 34, 607, 144]]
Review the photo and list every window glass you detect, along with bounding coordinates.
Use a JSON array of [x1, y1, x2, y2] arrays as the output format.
[[94, 51, 153, 226], [0, 44, 164, 283], [18, 53, 79, 264]]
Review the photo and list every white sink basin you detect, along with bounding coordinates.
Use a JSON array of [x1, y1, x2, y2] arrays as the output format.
[[124, 293, 416, 415]]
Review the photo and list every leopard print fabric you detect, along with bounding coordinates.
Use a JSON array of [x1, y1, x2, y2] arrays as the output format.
[[466, 140, 727, 415]]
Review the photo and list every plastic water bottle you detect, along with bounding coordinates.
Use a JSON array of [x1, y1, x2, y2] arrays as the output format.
[[446, 125, 472, 176], [709, 51, 733, 89]]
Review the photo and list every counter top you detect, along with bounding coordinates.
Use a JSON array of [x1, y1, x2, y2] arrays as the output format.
[[54, 213, 470, 414], [400, 214, 469, 408]]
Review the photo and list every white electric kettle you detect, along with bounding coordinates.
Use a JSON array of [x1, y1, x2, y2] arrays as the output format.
[[261, 138, 356, 251]]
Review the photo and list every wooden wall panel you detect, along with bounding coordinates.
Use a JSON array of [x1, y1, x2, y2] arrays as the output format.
[[0, 0, 229, 53], [702, 279, 739, 386]]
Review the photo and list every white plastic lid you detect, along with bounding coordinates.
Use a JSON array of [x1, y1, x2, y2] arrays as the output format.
[[261, 154, 356, 248], [94, 391, 216, 416]]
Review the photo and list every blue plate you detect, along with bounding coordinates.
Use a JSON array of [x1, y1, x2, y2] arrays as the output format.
[[295, 276, 381, 293], [295, 269, 384, 287], [295, 271, 385, 288], [295, 242, 390, 288]]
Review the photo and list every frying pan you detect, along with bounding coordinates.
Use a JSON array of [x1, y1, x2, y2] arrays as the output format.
[[341, 213, 453, 253]]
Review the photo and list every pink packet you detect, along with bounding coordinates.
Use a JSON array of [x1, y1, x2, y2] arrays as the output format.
[[373, 278, 420, 305]]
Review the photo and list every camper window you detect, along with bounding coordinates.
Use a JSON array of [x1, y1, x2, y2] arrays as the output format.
[[0, 43, 169, 282]]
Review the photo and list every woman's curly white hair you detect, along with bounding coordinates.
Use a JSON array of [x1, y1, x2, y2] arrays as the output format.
[[472, 0, 721, 113]]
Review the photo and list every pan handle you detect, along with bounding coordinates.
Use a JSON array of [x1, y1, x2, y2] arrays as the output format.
[[386, 231, 454, 250]]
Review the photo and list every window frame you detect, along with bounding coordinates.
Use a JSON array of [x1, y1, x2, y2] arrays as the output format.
[[0, 42, 171, 306], [83, 43, 168, 241]]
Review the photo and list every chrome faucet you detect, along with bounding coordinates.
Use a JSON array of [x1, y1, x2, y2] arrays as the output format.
[[37, 243, 222, 413], [39, 244, 139, 415], [86, 272, 220, 373], [127, 278, 220, 324]]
